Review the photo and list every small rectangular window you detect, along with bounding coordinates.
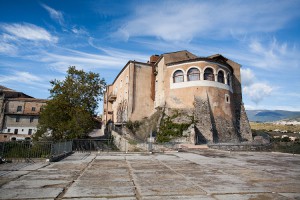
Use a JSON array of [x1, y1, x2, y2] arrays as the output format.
[[17, 106, 22, 112], [225, 94, 230, 104], [14, 129, 18, 134], [30, 117, 34, 123], [7, 129, 10, 133], [28, 129, 32, 135], [16, 116, 20, 122], [32, 107, 36, 111]]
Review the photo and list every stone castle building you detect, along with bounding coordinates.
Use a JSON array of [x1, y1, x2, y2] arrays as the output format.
[[102, 50, 252, 143], [0, 86, 47, 141]]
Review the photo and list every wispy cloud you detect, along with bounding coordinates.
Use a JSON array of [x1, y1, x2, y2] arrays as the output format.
[[114, 0, 300, 42], [88, 38, 149, 61], [0, 23, 58, 57], [0, 70, 49, 89], [41, 4, 64, 26], [1, 23, 58, 42], [23, 46, 137, 73], [247, 38, 299, 69]]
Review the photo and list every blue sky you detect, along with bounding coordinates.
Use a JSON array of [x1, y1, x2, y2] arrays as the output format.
[[1, 0, 300, 114]]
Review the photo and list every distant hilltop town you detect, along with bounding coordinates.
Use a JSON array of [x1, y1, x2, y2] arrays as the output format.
[[103, 50, 252, 144]]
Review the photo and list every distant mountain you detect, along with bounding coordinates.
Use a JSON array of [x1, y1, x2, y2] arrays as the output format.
[[246, 110, 300, 122]]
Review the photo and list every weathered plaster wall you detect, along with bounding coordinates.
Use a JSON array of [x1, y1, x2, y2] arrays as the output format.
[[130, 64, 155, 121], [154, 57, 166, 108]]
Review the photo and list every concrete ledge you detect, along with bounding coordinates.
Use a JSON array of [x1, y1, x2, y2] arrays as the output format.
[[208, 143, 273, 151]]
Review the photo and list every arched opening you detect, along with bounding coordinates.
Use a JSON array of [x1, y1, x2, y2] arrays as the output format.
[[173, 70, 184, 83], [204, 68, 214, 81], [187, 68, 200, 81], [217, 71, 225, 83]]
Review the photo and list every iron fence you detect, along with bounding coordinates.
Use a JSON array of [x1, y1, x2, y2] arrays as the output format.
[[72, 139, 115, 152]]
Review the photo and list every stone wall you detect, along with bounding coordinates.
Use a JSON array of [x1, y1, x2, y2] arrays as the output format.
[[208, 143, 272, 151], [239, 104, 253, 142], [194, 96, 213, 143], [111, 131, 136, 152], [0, 95, 4, 131]]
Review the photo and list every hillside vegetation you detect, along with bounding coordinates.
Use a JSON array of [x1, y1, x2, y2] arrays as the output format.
[[250, 122, 300, 133]]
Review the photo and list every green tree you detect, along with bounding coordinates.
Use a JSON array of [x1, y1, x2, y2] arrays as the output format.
[[34, 66, 106, 141]]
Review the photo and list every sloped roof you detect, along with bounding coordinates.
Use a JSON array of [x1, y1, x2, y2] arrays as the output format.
[[0, 85, 33, 98], [7, 98, 48, 102], [166, 53, 236, 72], [0, 85, 16, 92], [161, 50, 198, 64]]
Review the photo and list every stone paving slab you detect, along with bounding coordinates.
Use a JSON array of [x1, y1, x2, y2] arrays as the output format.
[[142, 195, 215, 200], [2, 179, 70, 189], [0, 170, 30, 178], [0, 151, 300, 199], [63, 198, 136, 200], [0, 188, 63, 199], [213, 193, 291, 200], [63, 184, 136, 198], [19, 162, 49, 171]]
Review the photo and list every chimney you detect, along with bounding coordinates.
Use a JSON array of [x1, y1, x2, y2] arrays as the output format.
[[149, 55, 159, 64]]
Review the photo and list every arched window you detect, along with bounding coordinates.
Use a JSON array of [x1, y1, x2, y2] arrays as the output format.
[[204, 68, 214, 81], [187, 68, 200, 81], [227, 74, 231, 86], [173, 70, 184, 83], [217, 71, 224, 83]]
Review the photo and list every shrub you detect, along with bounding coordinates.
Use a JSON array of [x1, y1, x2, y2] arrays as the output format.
[[156, 115, 191, 143], [281, 137, 290, 142]]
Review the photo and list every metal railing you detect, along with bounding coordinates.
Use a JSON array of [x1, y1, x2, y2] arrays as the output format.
[[51, 141, 73, 157], [0, 140, 73, 162]]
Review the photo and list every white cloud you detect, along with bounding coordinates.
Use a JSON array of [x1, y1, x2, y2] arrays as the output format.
[[240, 68, 274, 104], [0, 41, 17, 55], [0, 71, 42, 83], [240, 68, 255, 86], [243, 83, 273, 104], [115, 0, 300, 42], [244, 104, 300, 112], [41, 4, 64, 26], [1, 23, 58, 42]]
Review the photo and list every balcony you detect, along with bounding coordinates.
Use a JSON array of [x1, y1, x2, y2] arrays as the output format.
[[108, 93, 117, 102]]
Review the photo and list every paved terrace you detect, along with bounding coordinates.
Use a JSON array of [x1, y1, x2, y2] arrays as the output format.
[[0, 150, 299, 200]]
